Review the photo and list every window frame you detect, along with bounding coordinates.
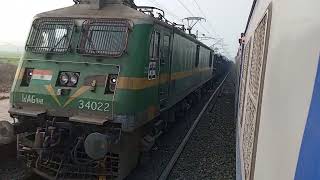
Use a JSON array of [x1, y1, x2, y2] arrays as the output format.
[[25, 18, 75, 54], [161, 35, 171, 64], [77, 19, 130, 57], [149, 31, 161, 60], [209, 51, 213, 67]]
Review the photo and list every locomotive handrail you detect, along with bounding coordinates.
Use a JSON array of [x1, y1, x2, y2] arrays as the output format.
[[137, 6, 165, 19]]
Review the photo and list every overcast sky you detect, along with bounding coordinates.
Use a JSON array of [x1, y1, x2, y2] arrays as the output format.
[[0, 0, 253, 58]]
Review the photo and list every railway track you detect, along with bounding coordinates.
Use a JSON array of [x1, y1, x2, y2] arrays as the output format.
[[158, 73, 230, 180]]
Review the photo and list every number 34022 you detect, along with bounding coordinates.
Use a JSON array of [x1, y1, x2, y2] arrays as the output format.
[[78, 100, 110, 112]]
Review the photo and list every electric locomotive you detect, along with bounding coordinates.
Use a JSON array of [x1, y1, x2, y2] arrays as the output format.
[[4, 0, 229, 179]]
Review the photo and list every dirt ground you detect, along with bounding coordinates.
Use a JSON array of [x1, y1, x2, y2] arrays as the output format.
[[0, 63, 17, 98]]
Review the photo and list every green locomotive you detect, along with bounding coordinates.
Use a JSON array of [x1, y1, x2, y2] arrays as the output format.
[[6, 0, 229, 179]]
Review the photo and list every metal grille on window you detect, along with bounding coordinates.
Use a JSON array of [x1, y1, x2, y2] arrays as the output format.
[[241, 12, 269, 180], [26, 18, 74, 53], [78, 20, 129, 57]]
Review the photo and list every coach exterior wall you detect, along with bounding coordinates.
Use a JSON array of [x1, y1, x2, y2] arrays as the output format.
[[252, 0, 320, 180]]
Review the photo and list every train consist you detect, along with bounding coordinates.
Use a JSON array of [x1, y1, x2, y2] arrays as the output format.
[[236, 0, 320, 180], [2, 0, 230, 179]]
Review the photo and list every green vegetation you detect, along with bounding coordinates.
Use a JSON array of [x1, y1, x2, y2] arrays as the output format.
[[0, 51, 21, 58], [0, 58, 20, 65], [0, 51, 21, 65]]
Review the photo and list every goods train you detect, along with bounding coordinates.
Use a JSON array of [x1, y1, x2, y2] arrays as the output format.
[[235, 0, 320, 180], [0, 0, 230, 179]]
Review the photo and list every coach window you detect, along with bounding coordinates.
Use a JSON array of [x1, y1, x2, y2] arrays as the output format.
[[195, 45, 200, 67], [209, 51, 213, 67], [150, 31, 161, 59]]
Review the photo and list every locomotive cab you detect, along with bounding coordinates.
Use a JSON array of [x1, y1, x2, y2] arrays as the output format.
[[10, 5, 155, 125]]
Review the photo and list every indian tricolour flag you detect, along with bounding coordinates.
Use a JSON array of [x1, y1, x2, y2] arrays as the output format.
[[32, 69, 53, 81]]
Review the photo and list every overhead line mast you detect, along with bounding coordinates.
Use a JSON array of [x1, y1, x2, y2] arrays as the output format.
[[187, 0, 231, 58]]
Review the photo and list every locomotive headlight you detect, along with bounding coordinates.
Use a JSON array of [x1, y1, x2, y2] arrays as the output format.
[[57, 72, 80, 87], [59, 72, 69, 85], [69, 73, 79, 86]]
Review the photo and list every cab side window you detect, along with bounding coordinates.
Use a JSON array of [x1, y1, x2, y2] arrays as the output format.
[[161, 35, 171, 64], [195, 45, 200, 67], [149, 31, 161, 59], [209, 51, 213, 67], [148, 31, 160, 80]]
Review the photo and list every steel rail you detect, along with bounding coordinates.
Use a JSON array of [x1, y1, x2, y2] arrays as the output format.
[[158, 72, 230, 180]]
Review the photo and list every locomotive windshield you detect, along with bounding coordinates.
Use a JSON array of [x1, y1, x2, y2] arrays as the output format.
[[78, 20, 129, 57], [26, 19, 74, 53], [25, 18, 129, 57]]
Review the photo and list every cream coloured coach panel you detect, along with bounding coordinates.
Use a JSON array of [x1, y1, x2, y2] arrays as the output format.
[[239, 9, 270, 180], [245, 0, 272, 37], [253, 0, 320, 180], [238, 1, 320, 180]]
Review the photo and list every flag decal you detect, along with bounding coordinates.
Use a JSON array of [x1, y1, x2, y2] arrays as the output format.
[[32, 69, 53, 81]]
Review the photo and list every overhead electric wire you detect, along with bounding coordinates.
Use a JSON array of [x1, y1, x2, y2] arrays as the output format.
[[190, 1, 228, 43], [172, 0, 232, 58], [191, 0, 232, 58], [193, 0, 207, 19], [176, 0, 195, 17], [191, 0, 220, 38], [147, 0, 182, 22]]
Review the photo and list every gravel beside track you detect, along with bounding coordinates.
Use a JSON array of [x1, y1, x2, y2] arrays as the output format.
[[128, 74, 234, 180], [168, 75, 236, 180], [127, 85, 220, 180]]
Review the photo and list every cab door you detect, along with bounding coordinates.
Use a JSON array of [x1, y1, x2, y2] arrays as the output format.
[[159, 33, 172, 111]]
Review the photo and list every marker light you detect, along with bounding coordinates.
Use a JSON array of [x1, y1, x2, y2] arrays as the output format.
[[105, 74, 118, 94], [111, 77, 117, 84], [20, 68, 34, 87]]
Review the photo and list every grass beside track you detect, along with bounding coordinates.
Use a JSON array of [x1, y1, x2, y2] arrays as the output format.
[[0, 58, 20, 65], [0, 51, 21, 65]]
